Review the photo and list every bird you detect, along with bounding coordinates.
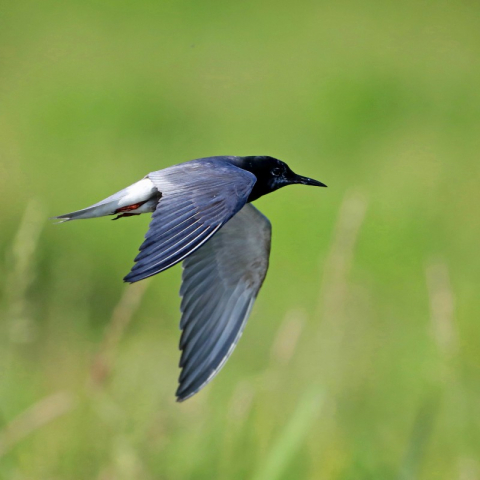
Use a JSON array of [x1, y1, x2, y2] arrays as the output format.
[[54, 156, 326, 401]]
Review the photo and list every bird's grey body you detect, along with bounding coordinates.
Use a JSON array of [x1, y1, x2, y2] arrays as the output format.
[[55, 155, 325, 401]]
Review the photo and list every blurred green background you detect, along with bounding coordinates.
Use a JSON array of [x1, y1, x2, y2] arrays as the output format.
[[1, 0, 480, 478]]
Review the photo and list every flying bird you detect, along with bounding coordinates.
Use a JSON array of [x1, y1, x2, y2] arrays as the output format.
[[54, 156, 326, 401]]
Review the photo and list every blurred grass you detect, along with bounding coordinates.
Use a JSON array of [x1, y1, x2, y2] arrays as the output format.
[[1, 0, 480, 478]]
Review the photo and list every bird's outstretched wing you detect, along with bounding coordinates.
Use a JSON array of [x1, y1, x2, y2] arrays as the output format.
[[124, 160, 256, 283], [176, 203, 272, 401]]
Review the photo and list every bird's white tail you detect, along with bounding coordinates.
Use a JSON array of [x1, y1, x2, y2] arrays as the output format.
[[53, 178, 160, 222]]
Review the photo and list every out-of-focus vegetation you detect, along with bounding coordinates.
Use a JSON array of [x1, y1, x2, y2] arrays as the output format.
[[1, 0, 479, 478]]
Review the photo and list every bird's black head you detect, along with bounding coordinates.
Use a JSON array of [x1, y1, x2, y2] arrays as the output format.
[[234, 156, 327, 202]]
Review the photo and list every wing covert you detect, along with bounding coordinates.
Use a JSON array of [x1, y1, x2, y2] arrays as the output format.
[[124, 160, 256, 283]]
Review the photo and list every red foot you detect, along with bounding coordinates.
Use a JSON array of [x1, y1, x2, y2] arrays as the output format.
[[112, 201, 148, 220], [114, 201, 147, 213]]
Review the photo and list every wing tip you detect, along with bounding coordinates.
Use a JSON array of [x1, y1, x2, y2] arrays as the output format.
[[123, 273, 134, 283], [123, 272, 142, 284], [123, 268, 163, 284], [175, 384, 200, 403]]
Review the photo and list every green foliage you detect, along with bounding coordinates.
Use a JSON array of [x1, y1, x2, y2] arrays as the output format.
[[0, 0, 479, 478]]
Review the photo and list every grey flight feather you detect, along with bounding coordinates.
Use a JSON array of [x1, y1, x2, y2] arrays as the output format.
[[124, 159, 256, 283], [176, 203, 272, 402]]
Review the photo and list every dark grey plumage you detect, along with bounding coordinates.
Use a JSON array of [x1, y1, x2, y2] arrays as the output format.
[[54, 155, 326, 401], [177, 204, 271, 400], [124, 159, 256, 283]]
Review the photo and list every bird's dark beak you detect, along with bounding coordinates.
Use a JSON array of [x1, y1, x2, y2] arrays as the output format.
[[292, 174, 327, 188]]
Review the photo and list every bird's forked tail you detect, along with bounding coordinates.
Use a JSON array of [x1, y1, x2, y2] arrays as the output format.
[[52, 178, 160, 223]]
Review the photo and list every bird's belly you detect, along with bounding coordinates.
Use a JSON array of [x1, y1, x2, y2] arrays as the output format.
[[113, 178, 161, 215]]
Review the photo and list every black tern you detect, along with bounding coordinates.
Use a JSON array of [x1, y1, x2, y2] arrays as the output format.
[[55, 156, 326, 401]]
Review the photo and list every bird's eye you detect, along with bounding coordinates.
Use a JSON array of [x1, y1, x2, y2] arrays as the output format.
[[272, 167, 282, 176]]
